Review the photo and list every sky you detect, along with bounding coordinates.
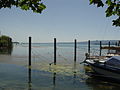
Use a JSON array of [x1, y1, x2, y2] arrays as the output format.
[[0, 0, 120, 43]]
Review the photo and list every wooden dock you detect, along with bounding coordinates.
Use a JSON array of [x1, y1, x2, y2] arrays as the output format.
[[101, 46, 120, 50]]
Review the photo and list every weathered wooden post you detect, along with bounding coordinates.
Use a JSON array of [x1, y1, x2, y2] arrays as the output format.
[[74, 39, 77, 62], [88, 40, 90, 56], [28, 37, 32, 89], [109, 41, 110, 47], [29, 37, 31, 67], [115, 42, 118, 46], [54, 38, 56, 65], [100, 41, 102, 56], [108, 41, 110, 53]]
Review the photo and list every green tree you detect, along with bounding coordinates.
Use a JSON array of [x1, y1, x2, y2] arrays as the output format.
[[89, 0, 120, 27], [0, 35, 12, 48], [0, 35, 13, 54], [0, 0, 46, 13]]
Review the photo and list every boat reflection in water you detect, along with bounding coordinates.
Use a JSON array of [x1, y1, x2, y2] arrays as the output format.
[[85, 76, 120, 90]]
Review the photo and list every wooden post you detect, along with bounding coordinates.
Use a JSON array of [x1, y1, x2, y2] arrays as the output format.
[[108, 41, 110, 53], [28, 37, 32, 90], [100, 41, 102, 56], [88, 40, 90, 56], [54, 38, 56, 65], [109, 41, 110, 47], [118, 41, 120, 46], [74, 39, 77, 62], [29, 37, 31, 67], [115, 42, 117, 46]]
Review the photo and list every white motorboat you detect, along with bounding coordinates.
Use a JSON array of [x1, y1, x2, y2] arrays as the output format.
[[84, 56, 120, 81], [84, 46, 120, 81]]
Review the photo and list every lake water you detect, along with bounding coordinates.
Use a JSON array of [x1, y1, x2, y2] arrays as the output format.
[[0, 43, 120, 90]]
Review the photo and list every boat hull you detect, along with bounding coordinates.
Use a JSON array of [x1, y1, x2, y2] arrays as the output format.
[[85, 60, 120, 81]]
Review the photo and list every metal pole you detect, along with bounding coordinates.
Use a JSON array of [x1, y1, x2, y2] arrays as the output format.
[[74, 39, 77, 62], [54, 38, 56, 65]]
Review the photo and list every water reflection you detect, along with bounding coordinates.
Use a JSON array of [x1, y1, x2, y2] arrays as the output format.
[[28, 67, 32, 90], [53, 72, 56, 86], [85, 77, 120, 90], [73, 62, 77, 85], [0, 47, 13, 55], [73, 62, 77, 78]]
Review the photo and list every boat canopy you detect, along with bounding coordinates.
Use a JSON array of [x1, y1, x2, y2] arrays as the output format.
[[105, 56, 120, 68]]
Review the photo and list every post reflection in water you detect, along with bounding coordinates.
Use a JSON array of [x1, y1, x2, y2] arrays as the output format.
[[53, 72, 56, 86], [73, 62, 77, 78], [73, 61, 77, 84], [28, 67, 32, 90]]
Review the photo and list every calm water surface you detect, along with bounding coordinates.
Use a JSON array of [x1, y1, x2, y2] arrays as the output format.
[[0, 43, 120, 90]]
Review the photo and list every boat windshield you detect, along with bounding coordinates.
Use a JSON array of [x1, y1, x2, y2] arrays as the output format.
[[105, 56, 120, 68]]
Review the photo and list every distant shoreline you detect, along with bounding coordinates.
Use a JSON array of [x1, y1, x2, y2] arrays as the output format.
[[15, 40, 119, 45]]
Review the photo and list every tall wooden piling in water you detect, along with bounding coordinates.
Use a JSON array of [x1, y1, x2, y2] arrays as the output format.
[[115, 42, 118, 46], [74, 39, 77, 62], [109, 41, 110, 47], [28, 37, 32, 88], [54, 38, 56, 65], [108, 41, 110, 53], [100, 41, 102, 56], [29, 37, 31, 67], [88, 40, 90, 56]]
